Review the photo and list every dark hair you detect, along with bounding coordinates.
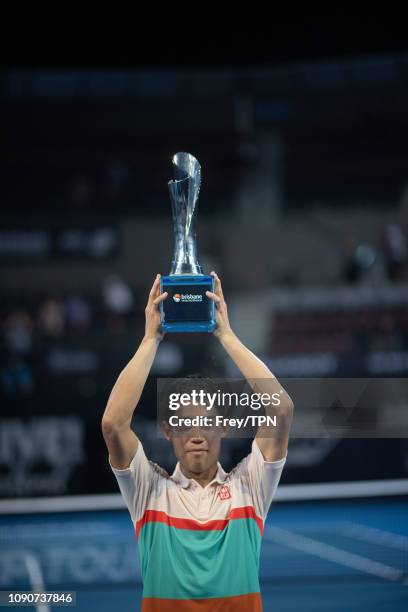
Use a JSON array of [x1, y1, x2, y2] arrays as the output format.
[[160, 374, 223, 424]]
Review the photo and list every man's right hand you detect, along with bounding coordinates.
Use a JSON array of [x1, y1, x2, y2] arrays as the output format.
[[144, 274, 168, 341]]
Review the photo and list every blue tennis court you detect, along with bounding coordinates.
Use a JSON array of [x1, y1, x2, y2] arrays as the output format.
[[1, 495, 406, 611]]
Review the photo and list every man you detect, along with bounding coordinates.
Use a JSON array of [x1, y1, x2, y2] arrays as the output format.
[[101, 271, 294, 611]]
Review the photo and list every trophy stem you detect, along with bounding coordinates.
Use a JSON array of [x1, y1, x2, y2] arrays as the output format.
[[168, 153, 203, 275]]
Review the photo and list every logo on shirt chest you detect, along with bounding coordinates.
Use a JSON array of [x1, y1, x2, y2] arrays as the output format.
[[218, 484, 231, 500]]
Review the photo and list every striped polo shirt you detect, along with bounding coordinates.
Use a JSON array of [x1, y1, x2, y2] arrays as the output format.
[[110, 438, 286, 611]]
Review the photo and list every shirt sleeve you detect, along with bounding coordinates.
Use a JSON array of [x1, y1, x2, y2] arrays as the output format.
[[109, 440, 157, 524], [233, 438, 287, 521]]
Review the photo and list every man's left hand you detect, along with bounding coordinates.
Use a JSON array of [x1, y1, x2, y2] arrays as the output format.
[[206, 271, 233, 340]]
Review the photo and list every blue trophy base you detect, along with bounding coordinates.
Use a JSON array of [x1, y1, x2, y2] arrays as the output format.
[[160, 275, 216, 333]]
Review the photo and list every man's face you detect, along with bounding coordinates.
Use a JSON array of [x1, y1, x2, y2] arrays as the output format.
[[162, 403, 227, 474]]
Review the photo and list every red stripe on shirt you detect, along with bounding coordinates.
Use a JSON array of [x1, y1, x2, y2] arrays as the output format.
[[141, 591, 263, 611], [135, 506, 263, 539]]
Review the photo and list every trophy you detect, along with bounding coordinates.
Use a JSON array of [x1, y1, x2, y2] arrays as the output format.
[[160, 152, 216, 333]]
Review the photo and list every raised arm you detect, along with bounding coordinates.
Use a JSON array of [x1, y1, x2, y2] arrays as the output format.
[[206, 272, 293, 462], [101, 274, 168, 469]]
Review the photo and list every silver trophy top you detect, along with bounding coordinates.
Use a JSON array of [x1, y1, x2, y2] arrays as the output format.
[[168, 152, 203, 275]]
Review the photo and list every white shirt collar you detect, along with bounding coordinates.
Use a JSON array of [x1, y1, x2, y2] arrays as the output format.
[[171, 460, 227, 489]]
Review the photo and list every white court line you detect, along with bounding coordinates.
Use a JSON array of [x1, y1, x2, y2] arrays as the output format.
[[0, 479, 407, 514], [23, 553, 51, 612], [340, 521, 408, 551], [264, 526, 405, 583], [0, 493, 124, 514], [265, 521, 408, 551], [275, 479, 408, 501]]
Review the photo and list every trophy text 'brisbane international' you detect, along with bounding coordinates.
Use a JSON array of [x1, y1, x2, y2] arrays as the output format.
[[160, 152, 215, 333]]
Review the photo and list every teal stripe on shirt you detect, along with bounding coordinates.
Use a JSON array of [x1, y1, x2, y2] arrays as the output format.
[[138, 518, 262, 600]]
